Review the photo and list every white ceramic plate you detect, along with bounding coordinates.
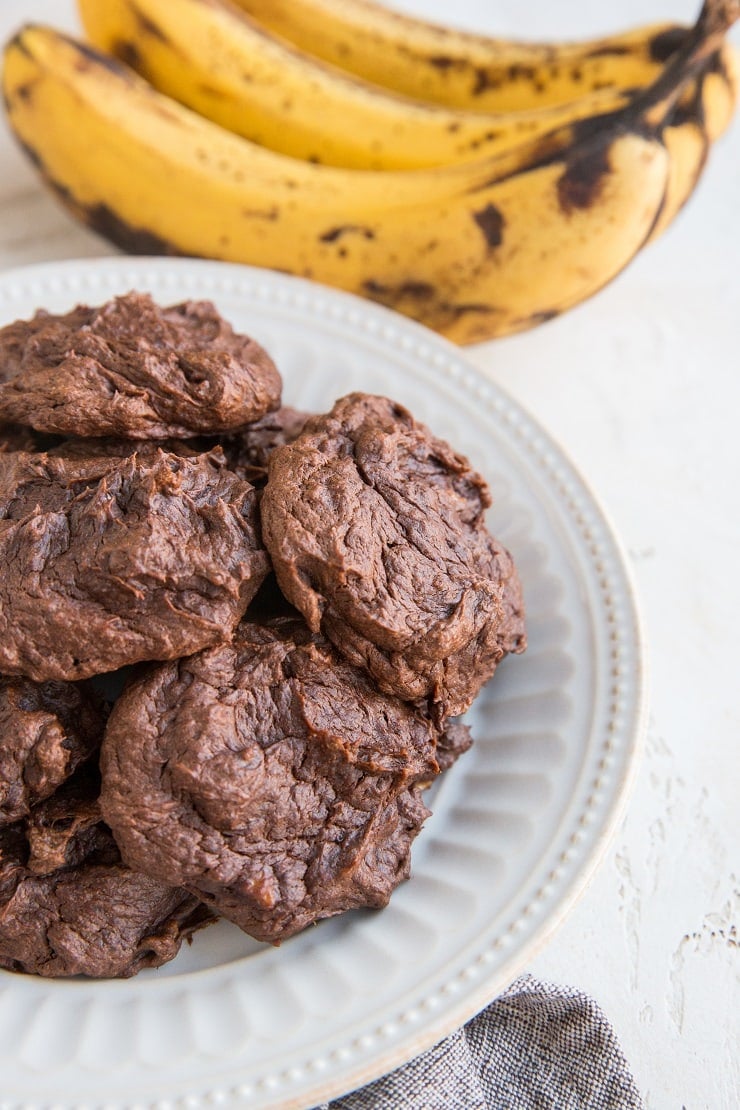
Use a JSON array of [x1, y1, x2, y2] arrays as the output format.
[[0, 258, 645, 1110]]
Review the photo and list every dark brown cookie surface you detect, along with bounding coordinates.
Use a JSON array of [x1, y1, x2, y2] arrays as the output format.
[[0, 293, 281, 438], [100, 617, 438, 943], [0, 865, 209, 978], [261, 393, 525, 717], [436, 720, 474, 774], [0, 305, 93, 384], [23, 764, 116, 876], [0, 769, 212, 978], [0, 442, 269, 681], [0, 424, 43, 453], [219, 407, 310, 486], [0, 677, 105, 827]]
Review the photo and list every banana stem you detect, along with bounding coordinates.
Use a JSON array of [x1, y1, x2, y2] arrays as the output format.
[[639, 0, 740, 126]]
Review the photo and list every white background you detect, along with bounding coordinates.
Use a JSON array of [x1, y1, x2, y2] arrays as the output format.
[[0, 2, 738, 1107]]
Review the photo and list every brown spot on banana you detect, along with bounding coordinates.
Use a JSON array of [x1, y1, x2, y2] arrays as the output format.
[[473, 204, 505, 248], [585, 43, 633, 58], [361, 279, 494, 330], [508, 63, 539, 82], [9, 82, 34, 103], [472, 71, 502, 94], [13, 136, 44, 172], [72, 39, 137, 81], [473, 63, 539, 97], [363, 279, 434, 300], [440, 302, 496, 323], [82, 203, 181, 256], [396, 281, 436, 300], [518, 310, 560, 327], [427, 56, 460, 72], [129, 1, 170, 44], [557, 128, 613, 214], [115, 40, 142, 71], [319, 226, 376, 243]]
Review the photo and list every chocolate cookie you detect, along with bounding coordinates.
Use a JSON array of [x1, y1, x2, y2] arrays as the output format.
[[0, 442, 269, 680], [0, 293, 281, 438], [261, 394, 526, 717], [220, 407, 309, 485], [100, 618, 438, 943], [0, 863, 210, 978], [0, 677, 105, 826], [0, 796, 212, 977]]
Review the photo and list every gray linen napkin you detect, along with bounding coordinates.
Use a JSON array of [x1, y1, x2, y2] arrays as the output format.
[[321, 976, 644, 1109]]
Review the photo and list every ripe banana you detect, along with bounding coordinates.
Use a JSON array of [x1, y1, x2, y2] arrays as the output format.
[[3, 6, 737, 345], [231, 0, 687, 112], [80, 0, 661, 172]]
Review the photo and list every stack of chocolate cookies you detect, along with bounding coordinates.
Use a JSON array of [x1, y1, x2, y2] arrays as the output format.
[[0, 293, 525, 977]]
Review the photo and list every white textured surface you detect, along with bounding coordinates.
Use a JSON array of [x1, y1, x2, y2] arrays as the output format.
[[0, 2, 738, 1109], [0, 257, 644, 1108]]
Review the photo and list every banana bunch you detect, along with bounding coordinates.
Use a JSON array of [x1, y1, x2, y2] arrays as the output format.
[[78, 0, 671, 171], [2, 0, 738, 344]]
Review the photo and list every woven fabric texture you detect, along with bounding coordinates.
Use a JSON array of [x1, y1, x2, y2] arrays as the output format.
[[320, 976, 644, 1109]]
